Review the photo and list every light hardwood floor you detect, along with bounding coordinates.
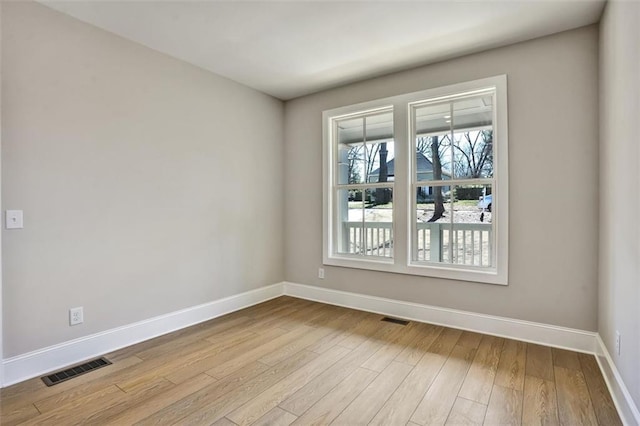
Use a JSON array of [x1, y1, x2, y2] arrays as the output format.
[[0, 297, 621, 425]]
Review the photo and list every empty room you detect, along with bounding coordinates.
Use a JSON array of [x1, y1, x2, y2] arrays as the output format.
[[1, 0, 639, 424]]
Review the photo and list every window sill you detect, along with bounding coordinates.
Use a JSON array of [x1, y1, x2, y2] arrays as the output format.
[[323, 254, 507, 285]]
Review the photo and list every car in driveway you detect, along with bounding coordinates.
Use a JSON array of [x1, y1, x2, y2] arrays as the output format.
[[477, 194, 492, 211]]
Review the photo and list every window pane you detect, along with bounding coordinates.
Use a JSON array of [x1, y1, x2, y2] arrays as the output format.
[[336, 188, 393, 258], [337, 117, 364, 145], [365, 112, 393, 143], [364, 188, 393, 257], [415, 103, 452, 181], [336, 117, 365, 185], [451, 95, 493, 179], [365, 140, 395, 183], [338, 143, 364, 185], [334, 112, 394, 258], [414, 184, 493, 265], [415, 185, 452, 262], [415, 102, 450, 135], [450, 185, 493, 266], [336, 188, 364, 255], [452, 95, 493, 130]]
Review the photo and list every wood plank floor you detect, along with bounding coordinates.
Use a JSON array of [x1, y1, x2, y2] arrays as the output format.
[[0, 297, 621, 425]]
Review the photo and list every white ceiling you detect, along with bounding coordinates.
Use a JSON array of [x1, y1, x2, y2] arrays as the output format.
[[40, 0, 605, 100]]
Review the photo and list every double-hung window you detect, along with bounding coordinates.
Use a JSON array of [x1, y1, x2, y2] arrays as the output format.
[[331, 108, 395, 260], [323, 76, 508, 285]]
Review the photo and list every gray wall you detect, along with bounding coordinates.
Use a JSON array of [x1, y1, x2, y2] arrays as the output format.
[[284, 26, 599, 331], [599, 0, 640, 409], [1, 2, 284, 357], [0, 0, 610, 373]]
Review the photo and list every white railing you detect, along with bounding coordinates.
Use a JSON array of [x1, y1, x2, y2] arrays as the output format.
[[341, 221, 491, 266], [342, 222, 393, 257], [416, 222, 492, 266]]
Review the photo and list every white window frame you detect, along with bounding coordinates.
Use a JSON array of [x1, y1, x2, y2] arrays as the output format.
[[323, 75, 508, 285]]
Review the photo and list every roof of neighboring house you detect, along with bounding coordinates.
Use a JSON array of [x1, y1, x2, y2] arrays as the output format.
[[371, 152, 434, 177]]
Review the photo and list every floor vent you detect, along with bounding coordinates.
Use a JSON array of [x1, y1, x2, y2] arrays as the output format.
[[381, 316, 410, 326], [41, 357, 112, 387]]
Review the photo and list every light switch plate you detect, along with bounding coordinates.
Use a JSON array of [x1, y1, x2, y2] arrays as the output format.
[[6, 210, 24, 229]]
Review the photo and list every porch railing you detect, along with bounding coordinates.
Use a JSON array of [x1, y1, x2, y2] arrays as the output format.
[[342, 221, 394, 258], [341, 221, 492, 266]]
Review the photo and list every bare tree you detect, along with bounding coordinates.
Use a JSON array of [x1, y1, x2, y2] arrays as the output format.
[[416, 135, 449, 159], [452, 130, 493, 178], [418, 131, 492, 179], [416, 136, 430, 155], [365, 144, 381, 182], [347, 145, 363, 184]]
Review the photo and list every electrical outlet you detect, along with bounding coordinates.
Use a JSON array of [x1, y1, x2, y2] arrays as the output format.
[[615, 331, 621, 355], [318, 268, 325, 279], [70, 307, 84, 326]]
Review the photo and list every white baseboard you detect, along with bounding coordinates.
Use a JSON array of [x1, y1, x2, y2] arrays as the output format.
[[284, 282, 640, 423], [283, 282, 597, 353], [595, 335, 640, 426], [3, 279, 634, 426], [2, 282, 284, 387]]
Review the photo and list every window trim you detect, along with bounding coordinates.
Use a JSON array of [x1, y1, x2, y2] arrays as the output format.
[[323, 75, 508, 285]]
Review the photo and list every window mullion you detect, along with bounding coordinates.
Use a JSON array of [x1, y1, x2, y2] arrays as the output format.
[[391, 101, 407, 266], [362, 118, 367, 255], [449, 102, 454, 264]]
